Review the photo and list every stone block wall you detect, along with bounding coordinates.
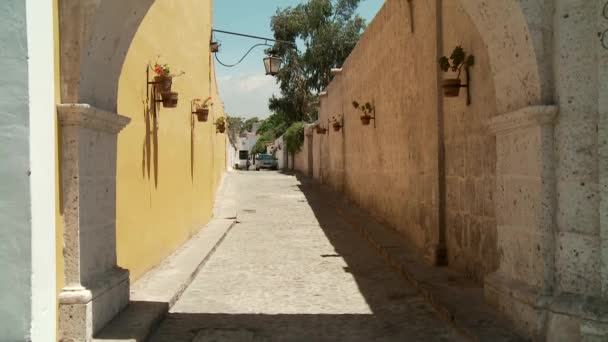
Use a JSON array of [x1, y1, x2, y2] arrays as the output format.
[[318, 0, 441, 259], [442, 1, 499, 281], [303, 0, 499, 278]]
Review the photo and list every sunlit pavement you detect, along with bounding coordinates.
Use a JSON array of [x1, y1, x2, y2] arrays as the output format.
[[148, 171, 465, 341]]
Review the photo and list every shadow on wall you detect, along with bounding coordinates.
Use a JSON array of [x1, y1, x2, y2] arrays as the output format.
[[141, 74, 160, 189], [191, 113, 195, 181], [77, 0, 156, 112]]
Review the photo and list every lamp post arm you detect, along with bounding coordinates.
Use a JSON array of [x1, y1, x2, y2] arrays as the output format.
[[212, 29, 297, 48]]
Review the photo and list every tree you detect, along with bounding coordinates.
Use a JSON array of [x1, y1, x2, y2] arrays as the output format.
[[256, 112, 289, 138], [284, 122, 306, 170], [269, 0, 366, 123], [226, 115, 244, 145], [252, 130, 276, 155], [242, 117, 260, 133]]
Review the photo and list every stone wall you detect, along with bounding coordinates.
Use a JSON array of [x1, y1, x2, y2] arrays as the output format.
[[302, 0, 499, 278], [442, 1, 498, 280], [296, 0, 608, 339], [293, 125, 316, 176], [316, 0, 440, 262]]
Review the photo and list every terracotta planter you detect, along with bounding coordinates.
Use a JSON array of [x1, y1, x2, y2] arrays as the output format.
[[210, 42, 220, 53], [154, 75, 173, 94], [194, 108, 209, 122], [161, 92, 178, 108], [332, 122, 342, 131], [442, 78, 461, 97], [217, 125, 226, 133], [360, 115, 372, 125]]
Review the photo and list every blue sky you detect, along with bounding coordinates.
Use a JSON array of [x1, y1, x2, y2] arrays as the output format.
[[213, 0, 384, 119]]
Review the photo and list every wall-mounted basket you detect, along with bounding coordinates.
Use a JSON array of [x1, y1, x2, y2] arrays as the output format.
[[194, 108, 209, 122], [154, 75, 173, 94], [192, 98, 212, 122], [210, 41, 220, 53], [439, 46, 474, 105], [331, 115, 344, 132], [161, 92, 179, 108], [352, 101, 376, 127], [215, 117, 226, 133]]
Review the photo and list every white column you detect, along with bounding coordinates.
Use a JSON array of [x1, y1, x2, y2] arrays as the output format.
[[25, 0, 58, 339], [57, 104, 130, 341]]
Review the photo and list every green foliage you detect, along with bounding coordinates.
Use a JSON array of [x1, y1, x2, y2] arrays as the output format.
[[242, 117, 260, 132], [270, 0, 366, 124], [256, 112, 289, 138], [226, 115, 244, 144], [252, 130, 276, 155], [438, 46, 475, 78], [284, 122, 306, 155]]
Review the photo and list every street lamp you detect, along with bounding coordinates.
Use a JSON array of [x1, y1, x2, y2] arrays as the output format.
[[211, 29, 296, 76], [263, 54, 282, 76]]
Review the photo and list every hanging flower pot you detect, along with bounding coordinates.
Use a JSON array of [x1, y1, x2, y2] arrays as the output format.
[[442, 79, 462, 97], [316, 126, 327, 134], [192, 97, 213, 122], [360, 115, 372, 126], [210, 41, 220, 53], [154, 75, 173, 94], [194, 108, 209, 122], [331, 116, 343, 132], [438, 46, 475, 100], [153, 63, 174, 93], [161, 92, 179, 108], [352, 101, 375, 126], [215, 117, 226, 133]]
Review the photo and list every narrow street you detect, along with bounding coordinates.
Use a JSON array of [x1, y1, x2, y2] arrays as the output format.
[[148, 171, 465, 341]]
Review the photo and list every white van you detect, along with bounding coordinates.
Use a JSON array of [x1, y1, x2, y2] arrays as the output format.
[[238, 150, 250, 170]]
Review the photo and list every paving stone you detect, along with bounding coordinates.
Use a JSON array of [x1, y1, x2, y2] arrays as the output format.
[[148, 171, 466, 341]]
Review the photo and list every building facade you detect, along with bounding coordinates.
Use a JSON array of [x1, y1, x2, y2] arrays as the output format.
[[1, 0, 227, 340], [294, 0, 608, 340]]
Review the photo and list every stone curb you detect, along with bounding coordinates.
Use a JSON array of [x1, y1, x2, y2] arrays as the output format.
[[93, 174, 237, 342], [301, 176, 527, 342]]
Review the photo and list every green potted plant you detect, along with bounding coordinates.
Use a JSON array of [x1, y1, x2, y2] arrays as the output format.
[[352, 101, 374, 125], [192, 97, 212, 122], [331, 116, 343, 132], [215, 117, 226, 133], [161, 92, 179, 108], [153, 63, 174, 94], [438, 46, 474, 97]]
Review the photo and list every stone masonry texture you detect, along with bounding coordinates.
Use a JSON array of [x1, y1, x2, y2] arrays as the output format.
[[148, 171, 466, 342]]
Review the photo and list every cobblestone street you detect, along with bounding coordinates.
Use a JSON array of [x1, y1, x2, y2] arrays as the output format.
[[148, 171, 465, 341]]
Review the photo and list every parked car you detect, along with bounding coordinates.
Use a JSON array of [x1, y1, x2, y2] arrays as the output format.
[[256, 154, 278, 171]]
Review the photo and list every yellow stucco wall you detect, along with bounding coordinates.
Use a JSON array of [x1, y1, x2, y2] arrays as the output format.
[[53, 0, 62, 339], [115, 0, 226, 280]]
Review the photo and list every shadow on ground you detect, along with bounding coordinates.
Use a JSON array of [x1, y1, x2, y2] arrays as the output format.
[[99, 171, 464, 342]]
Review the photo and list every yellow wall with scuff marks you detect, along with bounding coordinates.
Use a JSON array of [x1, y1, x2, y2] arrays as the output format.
[[54, 0, 63, 339], [115, 0, 226, 280]]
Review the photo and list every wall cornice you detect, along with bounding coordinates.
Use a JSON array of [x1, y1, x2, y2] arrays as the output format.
[[487, 105, 558, 135], [57, 103, 131, 133]]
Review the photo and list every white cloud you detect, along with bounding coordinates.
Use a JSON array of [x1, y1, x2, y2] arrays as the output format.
[[217, 73, 280, 119]]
